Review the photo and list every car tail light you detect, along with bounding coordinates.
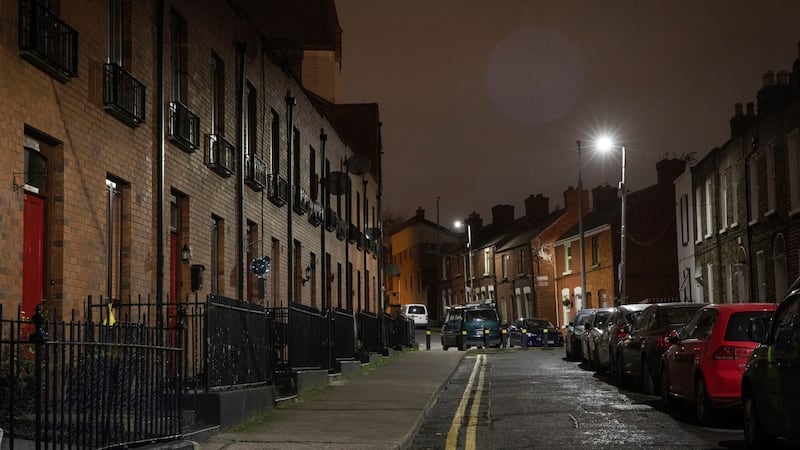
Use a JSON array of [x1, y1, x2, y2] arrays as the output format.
[[616, 324, 630, 339], [713, 345, 752, 360], [658, 334, 672, 349]]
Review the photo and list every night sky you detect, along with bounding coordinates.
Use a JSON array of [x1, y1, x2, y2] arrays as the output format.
[[336, 1, 800, 227]]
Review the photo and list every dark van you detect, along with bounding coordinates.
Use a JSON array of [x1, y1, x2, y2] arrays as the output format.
[[441, 304, 502, 351]]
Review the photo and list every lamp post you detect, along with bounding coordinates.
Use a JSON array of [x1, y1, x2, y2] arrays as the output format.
[[576, 140, 586, 311], [597, 137, 627, 305], [455, 221, 472, 304]]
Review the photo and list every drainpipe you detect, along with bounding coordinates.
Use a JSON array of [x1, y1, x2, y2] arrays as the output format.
[[320, 129, 327, 310], [235, 43, 245, 301], [155, 0, 165, 328], [285, 92, 296, 304]]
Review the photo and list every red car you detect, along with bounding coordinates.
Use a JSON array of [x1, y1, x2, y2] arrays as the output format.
[[660, 303, 778, 425]]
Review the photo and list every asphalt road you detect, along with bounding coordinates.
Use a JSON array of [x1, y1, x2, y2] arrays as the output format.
[[408, 342, 794, 450]]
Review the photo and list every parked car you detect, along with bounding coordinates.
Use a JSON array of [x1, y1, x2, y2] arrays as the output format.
[[661, 303, 777, 426], [741, 279, 800, 449], [399, 303, 429, 328], [581, 307, 615, 370], [441, 305, 502, 351], [507, 317, 564, 348], [616, 302, 704, 393], [597, 303, 650, 375], [565, 308, 596, 361]]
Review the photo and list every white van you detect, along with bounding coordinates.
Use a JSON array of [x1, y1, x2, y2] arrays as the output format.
[[399, 303, 428, 328]]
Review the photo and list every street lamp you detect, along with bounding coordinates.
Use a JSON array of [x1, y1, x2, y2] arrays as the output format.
[[454, 220, 472, 304], [576, 141, 586, 312], [597, 137, 627, 304]]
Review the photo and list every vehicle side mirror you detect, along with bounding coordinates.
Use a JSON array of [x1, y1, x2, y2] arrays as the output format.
[[668, 333, 680, 345], [568, 321, 574, 327]]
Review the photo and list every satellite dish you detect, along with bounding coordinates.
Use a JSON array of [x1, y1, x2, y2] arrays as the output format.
[[345, 154, 371, 176], [384, 264, 400, 277], [365, 227, 381, 241], [325, 171, 350, 196]]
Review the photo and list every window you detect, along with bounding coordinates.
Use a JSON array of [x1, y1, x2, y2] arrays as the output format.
[[108, 0, 130, 67], [591, 236, 599, 266], [731, 171, 739, 226], [707, 263, 714, 303], [517, 249, 524, 274], [565, 244, 572, 273], [272, 237, 281, 308], [309, 146, 317, 200], [106, 177, 126, 301], [705, 179, 713, 237], [270, 109, 280, 175], [695, 187, 702, 242], [789, 129, 800, 212], [501, 254, 509, 279], [170, 8, 187, 102], [726, 264, 733, 303], [245, 81, 256, 155], [679, 194, 689, 244], [246, 221, 259, 302], [719, 170, 728, 231], [211, 216, 224, 295], [483, 248, 491, 275], [292, 127, 300, 187], [211, 53, 225, 135], [749, 157, 759, 223], [766, 144, 776, 214]]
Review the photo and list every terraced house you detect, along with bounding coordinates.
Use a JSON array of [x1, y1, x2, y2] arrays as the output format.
[[1, 0, 389, 446]]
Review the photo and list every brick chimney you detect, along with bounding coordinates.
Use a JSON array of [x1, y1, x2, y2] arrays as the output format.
[[465, 211, 483, 232], [592, 185, 617, 212], [524, 194, 549, 221], [757, 70, 793, 115], [656, 158, 686, 186], [563, 186, 589, 217], [730, 102, 758, 137], [491, 204, 515, 227], [415, 207, 425, 219]]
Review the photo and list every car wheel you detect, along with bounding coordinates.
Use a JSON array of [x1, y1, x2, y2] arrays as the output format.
[[743, 392, 775, 450], [642, 359, 656, 395], [695, 378, 715, 426], [660, 368, 677, 410], [615, 353, 626, 387], [594, 348, 604, 373]]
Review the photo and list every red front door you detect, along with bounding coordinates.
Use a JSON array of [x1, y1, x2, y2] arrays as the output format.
[[23, 193, 45, 318]]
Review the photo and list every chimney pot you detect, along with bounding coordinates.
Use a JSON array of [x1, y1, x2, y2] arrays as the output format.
[[746, 102, 755, 116], [778, 70, 790, 85], [763, 70, 775, 87], [734, 103, 743, 116]]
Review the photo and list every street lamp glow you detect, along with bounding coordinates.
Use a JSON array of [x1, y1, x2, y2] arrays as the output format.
[[596, 136, 613, 152]]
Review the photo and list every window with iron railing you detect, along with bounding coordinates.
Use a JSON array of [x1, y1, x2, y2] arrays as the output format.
[[336, 218, 347, 241], [325, 208, 338, 232], [167, 101, 200, 152], [308, 201, 324, 227], [268, 174, 288, 206], [245, 153, 267, 191], [205, 134, 235, 177], [19, 0, 78, 82], [103, 63, 145, 126], [293, 186, 310, 215]]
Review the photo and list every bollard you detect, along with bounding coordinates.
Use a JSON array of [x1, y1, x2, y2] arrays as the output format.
[[501, 328, 507, 348], [543, 328, 549, 348], [484, 328, 489, 348], [521, 328, 528, 349], [426, 329, 431, 350]]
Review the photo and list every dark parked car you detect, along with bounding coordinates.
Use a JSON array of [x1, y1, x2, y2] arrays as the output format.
[[596, 303, 650, 375], [507, 317, 564, 348], [565, 308, 596, 361], [441, 305, 502, 351], [741, 280, 800, 449], [581, 307, 615, 370], [616, 302, 704, 393], [661, 303, 777, 426]]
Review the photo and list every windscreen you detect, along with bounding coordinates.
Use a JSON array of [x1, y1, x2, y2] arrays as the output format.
[[725, 311, 774, 342], [466, 309, 498, 322], [408, 306, 426, 315]]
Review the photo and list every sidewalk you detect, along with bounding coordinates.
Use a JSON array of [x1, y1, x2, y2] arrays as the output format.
[[193, 349, 465, 449]]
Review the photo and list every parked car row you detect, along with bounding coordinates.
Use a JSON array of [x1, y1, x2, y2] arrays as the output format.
[[566, 287, 800, 449]]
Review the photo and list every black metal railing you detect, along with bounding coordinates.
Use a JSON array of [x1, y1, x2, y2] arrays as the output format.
[[103, 63, 146, 126], [325, 208, 338, 232], [205, 134, 236, 177], [287, 302, 324, 370], [293, 186, 310, 215], [308, 201, 324, 226], [268, 174, 288, 206], [18, 0, 78, 81], [167, 101, 200, 152], [358, 311, 381, 353], [1, 303, 183, 448], [333, 308, 355, 361], [245, 153, 267, 191]]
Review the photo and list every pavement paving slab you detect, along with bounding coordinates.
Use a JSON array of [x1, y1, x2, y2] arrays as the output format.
[[199, 349, 465, 450]]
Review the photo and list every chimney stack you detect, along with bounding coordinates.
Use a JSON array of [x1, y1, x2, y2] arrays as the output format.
[[491, 204, 515, 227], [465, 211, 483, 232], [656, 158, 686, 186], [730, 102, 757, 137], [415, 207, 425, 219], [563, 186, 589, 217], [592, 185, 617, 212], [524, 194, 549, 221]]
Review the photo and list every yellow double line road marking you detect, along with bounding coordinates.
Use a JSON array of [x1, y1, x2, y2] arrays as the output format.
[[445, 354, 487, 450]]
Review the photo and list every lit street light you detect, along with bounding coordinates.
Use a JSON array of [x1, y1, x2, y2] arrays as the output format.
[[597, 137, 627, 305]]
